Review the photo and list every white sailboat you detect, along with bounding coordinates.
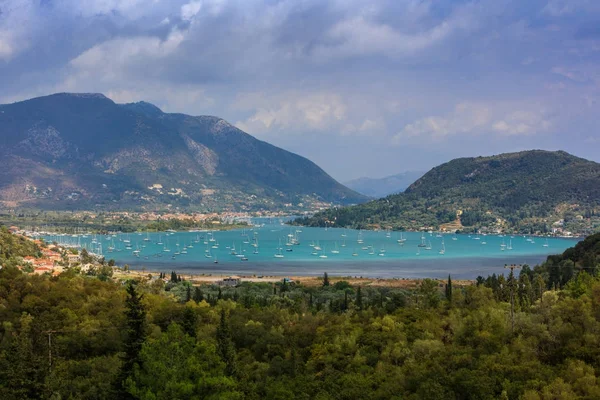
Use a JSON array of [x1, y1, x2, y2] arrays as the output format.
[[274, 239, 284, 258], [439, 240, 445, 255], [331, 242, 340, 254]]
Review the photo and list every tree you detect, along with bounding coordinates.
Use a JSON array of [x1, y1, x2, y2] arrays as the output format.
[[216, 309, 237, 376], [323, 272, 330, 287], [185, 285, 192, 303], [445, 275, 453, 303], [356, 286, 363, 310], [182, 307, 197, 338], [193, 287, 203, 303], [118, 282, 147, 398]]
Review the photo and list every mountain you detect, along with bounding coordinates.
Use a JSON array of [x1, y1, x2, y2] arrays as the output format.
[[294, 150, 600, 234], [344, 171, 425, 198], [0, 93, 367, 211]]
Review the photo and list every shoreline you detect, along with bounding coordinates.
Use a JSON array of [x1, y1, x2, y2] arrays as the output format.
[[115, 269, 473, 288]]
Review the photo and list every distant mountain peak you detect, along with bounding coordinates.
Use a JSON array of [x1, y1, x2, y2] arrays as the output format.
[[0, 92, 366, 211]]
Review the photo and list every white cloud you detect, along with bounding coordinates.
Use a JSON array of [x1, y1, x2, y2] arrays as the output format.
[[68, 28, 186, 81], [181, 1, 202, 21], [234, 91, 351, 136], [393, 102, 552, 143], [0, 34, 14, 60]]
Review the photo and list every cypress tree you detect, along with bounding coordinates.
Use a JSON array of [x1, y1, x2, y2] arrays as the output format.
[[193, 287, 203, 303], [356, 286, 363, 310], [343, 291, 348, 311], [445, 275, 453, 303], [323, 272, 330, 287], [117, 282, 147, 397], [216, 309, 237, 376], [182, 307, 197, 338], [185, 285, 191, 303], [217, 287, 222, 300]]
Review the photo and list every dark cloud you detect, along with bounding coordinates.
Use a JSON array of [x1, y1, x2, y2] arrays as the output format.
[[0, 0, 599, 181]]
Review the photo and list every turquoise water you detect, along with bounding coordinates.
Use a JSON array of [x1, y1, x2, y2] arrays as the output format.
[[43, 221, 580, 279]]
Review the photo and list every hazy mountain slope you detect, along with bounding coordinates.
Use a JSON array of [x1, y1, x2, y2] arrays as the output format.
[[0, 93, 367, 210], [344, 171, 425, 198], [294, 150, 600, 233]]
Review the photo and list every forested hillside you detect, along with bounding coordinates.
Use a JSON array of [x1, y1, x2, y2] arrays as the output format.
[[296, 150, 600, 234], [1, 231, 600, 399]]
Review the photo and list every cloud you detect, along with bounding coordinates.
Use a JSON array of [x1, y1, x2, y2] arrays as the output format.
[[1, 0, 600, 180], [234, 91, 347, 135], [393, 103, 552, 143], [181, 1, 202, 21]]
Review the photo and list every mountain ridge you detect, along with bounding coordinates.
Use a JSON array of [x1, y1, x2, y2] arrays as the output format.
[[294, 150, 600, 234], [344, 171, 425, 198], [0, 93, 367, 211]]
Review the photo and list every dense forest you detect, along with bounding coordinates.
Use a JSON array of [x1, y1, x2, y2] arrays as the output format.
[[0, 231, 600, 399], [295, 150, 600, 234]]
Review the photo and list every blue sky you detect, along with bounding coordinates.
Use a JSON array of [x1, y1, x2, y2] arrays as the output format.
[[1, 0, 599, 181]]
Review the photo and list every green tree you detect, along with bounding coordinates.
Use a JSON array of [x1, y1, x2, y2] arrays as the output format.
[[323, 272, 330, 287], [445, 274, 453, 303], [118, 282, 147, 398], [356, 286, 363, 310], [216, 310, 237, 377]]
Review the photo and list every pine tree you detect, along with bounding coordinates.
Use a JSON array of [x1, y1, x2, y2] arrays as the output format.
[[217, 287, 222, 300], [445, 275, 453, 303], [323, 272, 330, 287]]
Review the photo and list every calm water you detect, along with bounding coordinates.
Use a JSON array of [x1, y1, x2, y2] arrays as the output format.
[[43, 220, 580, 279]]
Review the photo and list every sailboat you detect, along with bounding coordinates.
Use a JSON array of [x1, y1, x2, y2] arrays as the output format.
[[357, 231, 364, 244], [274, 239, 284, 258], [425, 241, 432, 250], [500, 239, 506, 251], [378, 244, 385, 256], [507, 239, 513, 250], [331, 242, 340, 254], [418, 234, 427, 248], [352, 248, 358, 257], [439, 240, 445, 255], [397, 232, 407, 244], [341, 239, 346, 247], [144, 232, 150, 242], [543, 238, 549, 248]]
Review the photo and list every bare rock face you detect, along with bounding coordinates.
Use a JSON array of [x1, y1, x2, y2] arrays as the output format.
[[0, 93, 367, 210], [17, 124, 72, 159], [182, 134, 219, 176]]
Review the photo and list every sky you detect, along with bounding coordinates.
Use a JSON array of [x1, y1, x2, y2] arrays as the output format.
[[1, 0, 600, 182]]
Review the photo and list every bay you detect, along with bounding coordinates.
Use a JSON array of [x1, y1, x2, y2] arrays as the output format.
[[43, 219, 581, 279]]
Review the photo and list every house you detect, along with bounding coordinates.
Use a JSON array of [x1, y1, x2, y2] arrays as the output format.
[[220, 276, 241, 287], [67, 254, 81, 264]]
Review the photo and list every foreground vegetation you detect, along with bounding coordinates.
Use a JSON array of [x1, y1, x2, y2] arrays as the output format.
[[0, 232, 599, 399]]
